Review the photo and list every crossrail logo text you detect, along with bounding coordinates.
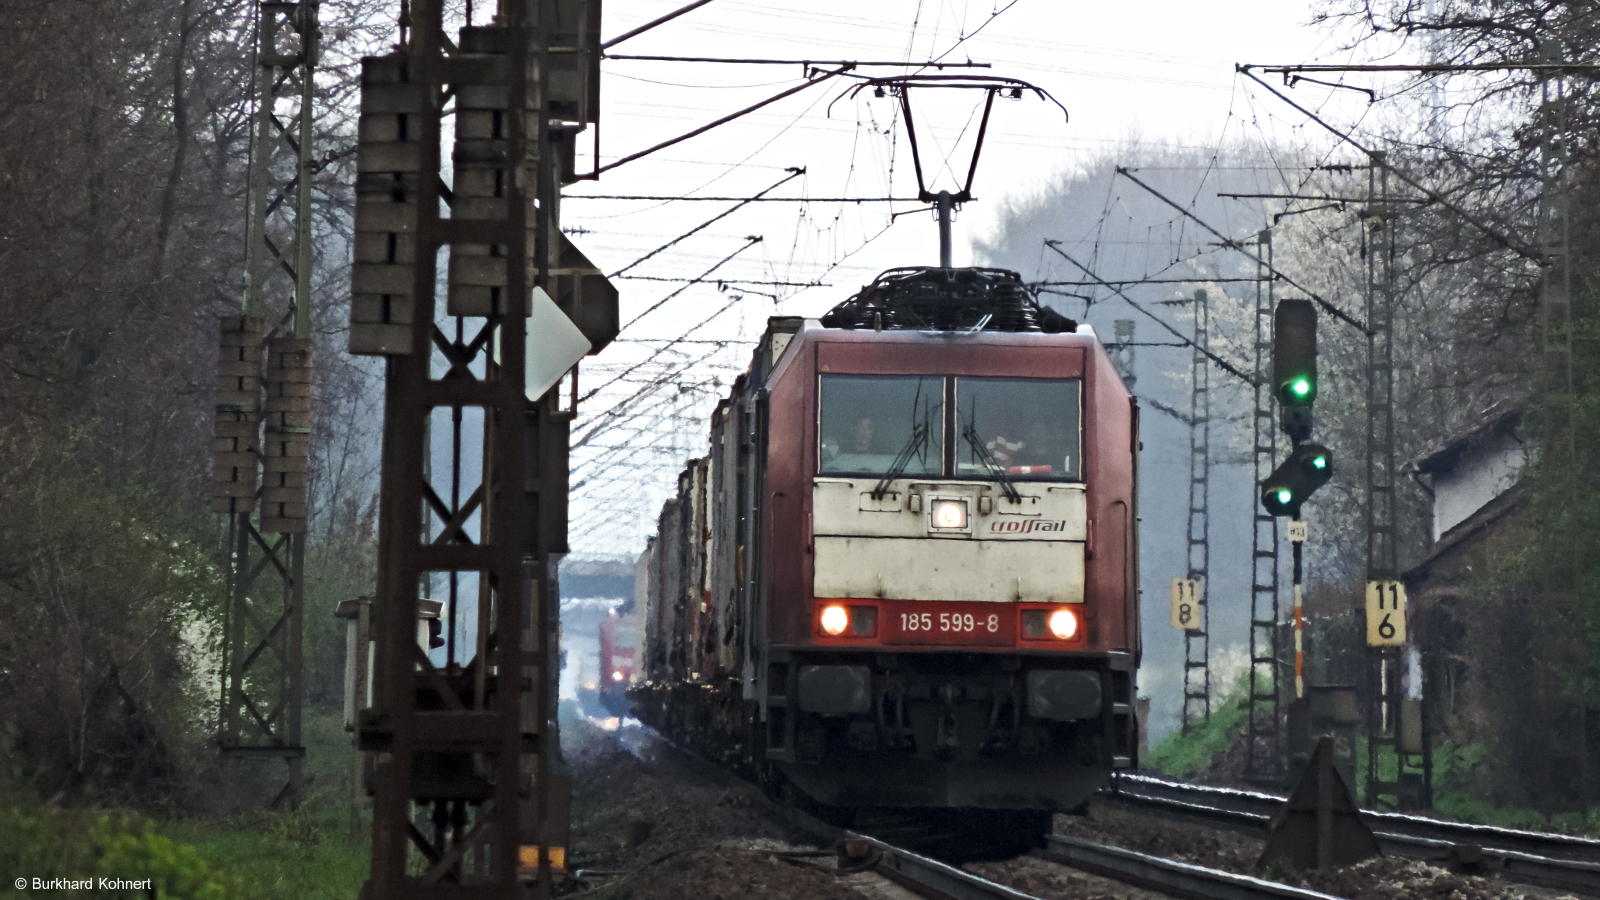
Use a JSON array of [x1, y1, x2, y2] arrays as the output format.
[[987, 519, 1068, 534]]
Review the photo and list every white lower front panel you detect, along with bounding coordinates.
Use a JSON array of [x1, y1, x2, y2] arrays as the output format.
[[813, 536, 1085, 603]]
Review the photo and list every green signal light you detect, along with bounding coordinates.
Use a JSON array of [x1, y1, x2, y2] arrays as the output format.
[[1275, 488, 1293, 504], [1289, 378, 1311, 397], [1309, 455, 1327, 470]]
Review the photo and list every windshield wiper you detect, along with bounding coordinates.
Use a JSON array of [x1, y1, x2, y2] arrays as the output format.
[[961, 424, 1022, 503], [872, 421, 929, 500]]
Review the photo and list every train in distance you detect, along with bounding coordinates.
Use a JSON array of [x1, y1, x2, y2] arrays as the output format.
[[596, 611, 639, 718], [628, 264, 1140, 848]]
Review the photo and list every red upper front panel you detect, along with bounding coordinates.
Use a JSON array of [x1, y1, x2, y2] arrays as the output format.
[[816, 337, 1085, 380]]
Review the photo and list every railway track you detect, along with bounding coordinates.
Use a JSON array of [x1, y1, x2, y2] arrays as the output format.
[[639, 725, 1347, 900], [761, 788, 1351, 900], [1107, 773, 1600, 896]]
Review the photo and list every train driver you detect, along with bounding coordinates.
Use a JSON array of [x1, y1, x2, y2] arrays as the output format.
[[822, 414, 895, 473]]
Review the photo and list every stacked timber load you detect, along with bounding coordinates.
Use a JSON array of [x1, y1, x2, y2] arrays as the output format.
[[213, 315, 264, 514], [348, 54, 422, 356], [447, 27, 514, 317], [261, 337, 313, 533]]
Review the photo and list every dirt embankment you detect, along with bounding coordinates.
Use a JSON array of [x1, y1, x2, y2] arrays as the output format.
[[563, 717, 861, 900]]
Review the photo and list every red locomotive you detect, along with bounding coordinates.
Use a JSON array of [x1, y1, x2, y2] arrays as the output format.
[[632, 266, 1139, 846], [596, 611, 638, 718]]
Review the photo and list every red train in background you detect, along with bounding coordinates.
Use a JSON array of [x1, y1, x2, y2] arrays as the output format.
[[631, 266, 1139, 847], [596, 611, 638, 718]]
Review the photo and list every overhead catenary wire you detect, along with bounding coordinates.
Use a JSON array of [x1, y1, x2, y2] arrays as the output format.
[[1043, 240, 1255, 386], [614, 337, 757, 344], [918, 0, 1019, 70], [605, 55, 993, 67], [582, 290, 756, 408], [1234, 65, 1542, 262], [1033, 277, 1270, 286], [567, 195, 919, 202], [617, 237, 762, 333], [592, 65, 854, 176], [575, 361, 734, 466], [613, 275, 825, 287], [572, 346, 728, 453], [600, 0, 717, 51], [1114, 166, 1373, 335], [606, 169, 802, 278]]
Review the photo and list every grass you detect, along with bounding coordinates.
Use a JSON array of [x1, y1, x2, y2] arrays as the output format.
[[1144, 678, 1251, 779], [1, 706, 371, 899], [162, 797, 368, 900], [1355, 736, 1600, 834], [163, 706, 370, 899]]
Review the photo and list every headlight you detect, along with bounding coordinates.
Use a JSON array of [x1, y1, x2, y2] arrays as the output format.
[[1022, 607, 1081, 641], [930, 498, 968, 530], [611, 671, 624, 682], [1049, 609, 1078, 640], [820, 604, 849, 636]]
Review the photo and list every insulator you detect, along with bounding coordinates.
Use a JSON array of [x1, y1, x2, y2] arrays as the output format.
[[349, 54, 423, 356], [446, 27, 517, 318], [260, 337, 313, 533], [212, 316, 264, 514]]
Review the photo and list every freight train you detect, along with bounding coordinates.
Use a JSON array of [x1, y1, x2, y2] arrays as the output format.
[[630, 265, 1139, 848]]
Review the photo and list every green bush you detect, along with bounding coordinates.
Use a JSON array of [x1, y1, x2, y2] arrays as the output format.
[[91, 815, 235, 899], [1, 807, 234, 899]]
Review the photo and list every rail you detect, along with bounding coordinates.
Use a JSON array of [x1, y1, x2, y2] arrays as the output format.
[[1108, 773, 1600, 895], [757, 795, 1045, 899], [645, 728, 1045, 900], [758, 763, 1360, 900], [1037, 834, 1345, 900]]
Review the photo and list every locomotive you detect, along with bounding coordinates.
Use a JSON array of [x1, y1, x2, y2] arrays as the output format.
[[596, 611, 638, 718], [631, 265, 1139, 842]]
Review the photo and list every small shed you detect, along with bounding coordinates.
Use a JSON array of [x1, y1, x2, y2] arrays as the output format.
[[1399, 400, 1524, 750]]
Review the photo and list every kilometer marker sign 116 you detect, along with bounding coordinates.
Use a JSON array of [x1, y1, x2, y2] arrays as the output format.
[[1365, 580, 1406, 647]]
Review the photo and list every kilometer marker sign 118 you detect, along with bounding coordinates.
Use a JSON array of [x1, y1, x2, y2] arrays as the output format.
[[1171, 578, 1201, 630]]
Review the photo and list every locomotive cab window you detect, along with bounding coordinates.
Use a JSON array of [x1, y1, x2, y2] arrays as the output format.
[[819, 375, 944, 477], [955, 377, 1081, 481]]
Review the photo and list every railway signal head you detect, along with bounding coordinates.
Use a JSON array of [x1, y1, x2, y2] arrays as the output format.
[[1261, 443, 1332, 517], [1273, 299, 1318, 441]]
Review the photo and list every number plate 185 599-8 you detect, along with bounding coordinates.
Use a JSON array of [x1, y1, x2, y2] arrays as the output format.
[[880, 600, 1017, 646]]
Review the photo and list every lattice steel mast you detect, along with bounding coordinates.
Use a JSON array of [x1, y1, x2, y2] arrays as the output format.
[[1536, 42, 1588, 812], [212, 0, 319, 808], [1245, 230, 1284, 783], [1181, 289, 1211, 731], [1362, 152, 1416, 808]]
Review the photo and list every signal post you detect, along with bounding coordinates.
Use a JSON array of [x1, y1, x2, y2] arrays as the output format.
[[1259, 299, 1339, 782], [347, 0, 613, 895]]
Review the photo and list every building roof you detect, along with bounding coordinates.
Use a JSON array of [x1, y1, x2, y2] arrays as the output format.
[[1402, 399, 1522, 477], [1402, 480, 1523, 585]]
